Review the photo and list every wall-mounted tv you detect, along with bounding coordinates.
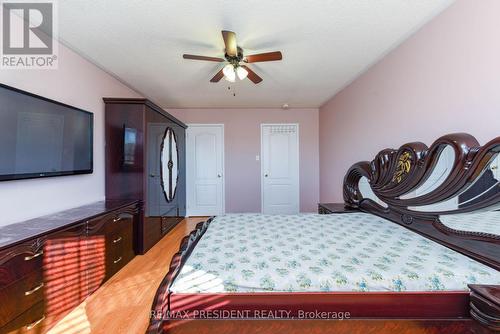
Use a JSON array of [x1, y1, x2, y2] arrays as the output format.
[[0, 83, 93, 181]]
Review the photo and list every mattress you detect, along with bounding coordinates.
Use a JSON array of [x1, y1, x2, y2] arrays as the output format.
[[170, 213, 500, 293]]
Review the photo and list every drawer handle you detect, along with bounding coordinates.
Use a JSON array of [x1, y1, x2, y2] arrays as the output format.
[[25, 282, 44, 296], [113, 236, 122, 244], [113, 217, 122, 222], [24, 250, 43, 261], [26, 315, 45, 330], [114, 257, 122, 264]]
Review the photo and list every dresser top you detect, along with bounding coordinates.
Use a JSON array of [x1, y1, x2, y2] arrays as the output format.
[[0, 199, 138, 250]]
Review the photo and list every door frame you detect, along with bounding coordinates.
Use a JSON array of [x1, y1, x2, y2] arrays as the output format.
[[260, 123, 300, 214], [186, 124, 225, 216]]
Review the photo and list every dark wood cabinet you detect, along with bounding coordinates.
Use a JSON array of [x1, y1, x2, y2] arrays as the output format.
[[0, 200, 139, 334], [104, 98, 187, 254]]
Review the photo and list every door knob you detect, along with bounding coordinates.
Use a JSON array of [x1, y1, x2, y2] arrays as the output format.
[[217, 174, 222, 178], [149, 173, 156, 178], [264, 174, 269, 177]]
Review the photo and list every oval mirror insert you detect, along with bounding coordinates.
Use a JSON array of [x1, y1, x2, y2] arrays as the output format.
[[160, 127, 179, 202]]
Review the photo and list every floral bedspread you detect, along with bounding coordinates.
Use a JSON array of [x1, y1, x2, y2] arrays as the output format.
[[170, 213, 500, 293]]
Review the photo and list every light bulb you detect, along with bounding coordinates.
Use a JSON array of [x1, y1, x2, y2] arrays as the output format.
[[236, 66, 248, 80], [223, 64, 235, 82]]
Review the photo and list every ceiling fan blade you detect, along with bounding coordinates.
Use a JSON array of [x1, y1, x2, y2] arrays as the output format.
[[183, 54, 225, 62], [210, 69, 224, 83], [241, 65, 263, 84], [244, 51, 282, 63], [222, 30, 237, 56]]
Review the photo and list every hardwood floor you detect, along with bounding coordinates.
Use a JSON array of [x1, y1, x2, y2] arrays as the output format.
[[48, 217, 207, 334]]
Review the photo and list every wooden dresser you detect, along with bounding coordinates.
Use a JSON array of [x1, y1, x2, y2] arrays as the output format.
[[0, 200, 139, 334]]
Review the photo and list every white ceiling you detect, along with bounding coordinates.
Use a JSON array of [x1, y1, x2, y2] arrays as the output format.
[[58, 0, 454, 108]]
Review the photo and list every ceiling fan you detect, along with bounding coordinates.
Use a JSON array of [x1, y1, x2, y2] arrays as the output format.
[[183, 30, 283, 84]]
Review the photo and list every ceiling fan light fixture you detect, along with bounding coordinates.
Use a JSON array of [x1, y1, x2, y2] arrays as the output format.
[[223, 64, 236, 82], [236, 66, 248, 80]]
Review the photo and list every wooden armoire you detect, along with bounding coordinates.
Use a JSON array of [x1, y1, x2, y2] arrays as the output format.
[[104, 98, 187, 254]]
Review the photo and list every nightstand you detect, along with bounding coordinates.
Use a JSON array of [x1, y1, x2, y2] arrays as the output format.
[[318, 203, 359, 214]]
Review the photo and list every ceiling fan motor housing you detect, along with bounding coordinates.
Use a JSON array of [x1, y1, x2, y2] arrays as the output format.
[[225, 46, 244, 67]]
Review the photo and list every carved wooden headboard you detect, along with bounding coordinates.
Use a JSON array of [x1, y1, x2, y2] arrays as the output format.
[[343, 133, 500, 270]]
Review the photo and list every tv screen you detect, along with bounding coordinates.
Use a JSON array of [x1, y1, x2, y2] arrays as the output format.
[[0, 84, 93, 181], [123, 127, 137, 166]]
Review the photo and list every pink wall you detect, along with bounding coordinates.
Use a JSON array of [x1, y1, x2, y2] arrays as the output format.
[[0, 42, 141, 225], [319, 0, 500, 202], [168, 108, 320, 213]]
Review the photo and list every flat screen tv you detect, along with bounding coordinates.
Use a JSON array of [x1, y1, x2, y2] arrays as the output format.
[[0, 84, 93, 181]]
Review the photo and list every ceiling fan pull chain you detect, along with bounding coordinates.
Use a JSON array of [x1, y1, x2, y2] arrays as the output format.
[[227, 84, 236, 97]]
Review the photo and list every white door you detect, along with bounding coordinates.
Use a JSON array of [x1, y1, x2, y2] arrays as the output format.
[[261, 124, 299, 214], [187, 125, 224, 216]]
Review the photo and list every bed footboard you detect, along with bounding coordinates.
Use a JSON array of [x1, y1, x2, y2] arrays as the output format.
[[159, 319, 489, 334], [148, 218, 214, 333]]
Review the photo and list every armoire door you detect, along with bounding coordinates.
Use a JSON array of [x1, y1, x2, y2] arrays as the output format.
[[147, 123, 178, 217], [173, 124, 186, 217]]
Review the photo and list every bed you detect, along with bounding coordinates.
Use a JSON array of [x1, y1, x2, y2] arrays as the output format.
[[171, 213, 498, 294], [148, 133, 500, 333]]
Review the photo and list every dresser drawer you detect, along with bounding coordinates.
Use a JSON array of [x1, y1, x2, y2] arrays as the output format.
[[105, 213, 133, 234], [106, 218, 134, 278], [0, 269, 44, 327], [0, 301, 45, 334], [0, 243, 44, 289], [87, 211, 133, 237]]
